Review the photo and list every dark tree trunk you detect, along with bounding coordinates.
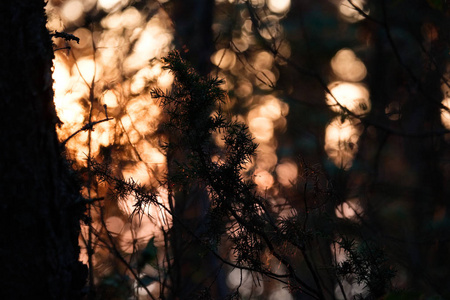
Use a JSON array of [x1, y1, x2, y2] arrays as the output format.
[[0, 2, 86, 299], [168, 0, 215, 75], [156, 2, 229, 298]]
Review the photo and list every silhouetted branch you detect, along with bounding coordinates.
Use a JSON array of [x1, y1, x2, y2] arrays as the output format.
[[61, 117, 113, 147]]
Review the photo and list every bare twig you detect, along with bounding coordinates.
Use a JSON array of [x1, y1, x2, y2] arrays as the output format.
[[61, 117, 113, 147]]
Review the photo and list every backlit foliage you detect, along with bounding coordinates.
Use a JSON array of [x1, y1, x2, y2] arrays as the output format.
[[46, 0, 450, 299]]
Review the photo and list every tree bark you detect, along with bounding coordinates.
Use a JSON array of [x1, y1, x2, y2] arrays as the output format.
[[0, 2, 86, 299]]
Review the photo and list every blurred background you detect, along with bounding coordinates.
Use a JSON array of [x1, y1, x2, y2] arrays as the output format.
[[46, 0, 450, 299]]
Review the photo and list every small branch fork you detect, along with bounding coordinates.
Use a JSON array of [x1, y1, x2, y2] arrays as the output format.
[[61, 117, 113, 147]]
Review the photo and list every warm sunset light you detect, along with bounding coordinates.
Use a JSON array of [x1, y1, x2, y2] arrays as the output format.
[[211, 48, 237, 70], [267, 0, 290, 14], [331, 48, 367, 82], [338, 0, 368, 23], [16, 0, 444, 298], [276, 160, 298, 187], [326, 82, 371, 116], [227, 269, 264, 298], [98, 0, 122, 11], [441, 98, 450, 129], [325, 117, 362, 169], [335, 198, 363, 220], [254, 168, 275, 190], [61, 0, 84, 23]]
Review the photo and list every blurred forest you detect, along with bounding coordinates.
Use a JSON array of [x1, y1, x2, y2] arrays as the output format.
[[3, 0, 449, 299]]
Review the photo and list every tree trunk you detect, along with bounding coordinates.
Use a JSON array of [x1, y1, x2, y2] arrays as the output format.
[[168, 0, 215, 75], [0, 2, 86, 299]]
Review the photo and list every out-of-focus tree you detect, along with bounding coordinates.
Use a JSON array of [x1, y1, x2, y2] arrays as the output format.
[[0, 1, 86, 299]]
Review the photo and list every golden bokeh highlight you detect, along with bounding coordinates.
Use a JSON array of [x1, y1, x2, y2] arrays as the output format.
[[441, 98, 450, 129], [246, 95, 289, 190], [254, 168, 275, 190], [98, 0, 124, 11], [259, 15, 283, 40], [338, 0, 368, 23], [61, 0, 84, 23], [47, 1, 175, 276], [325, 47, 369, 169], [267, 0, 291, 14], [211, 48, 237, 70], [331, 48, 367, 82], [275, 160, 298, 187], [326, 82, 370, 116], [335, 198, 363, 220], [48, 0, 298, 290], [325, 117, 362, 170], [227, 268, 264, 297]]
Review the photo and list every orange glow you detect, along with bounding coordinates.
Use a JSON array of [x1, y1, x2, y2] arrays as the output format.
[[247, 95, 287, 142], [122, 7, 143, 29], [123, 19, 173, 73], [130, 67, 155, 94], [275, 160, 298, 187], [335, 198, 363, 220], [52, 53, 71, 97], [48, 2, 300, 291], [71, 28, 93, 51], [326, 46, 369, 170], [255, 144, 278, 171], [61, 0, 84, 23], [101, 90, 119, 108], [211, 49, 237, 70], [118, 187, 172, 237], [136, 140, 166, 165], [124, 95, 161, 135], [338, 0, 368, 23], [235, 79, 253, 98], [255, 70, 277, 90], [246, 95, 288, 189], [326, 82, 371, 116], [72, 56, 103, 83], [227, 269, 264, 297], [254, 168, 275, 190], [254, 51, 274, 70], [324, 117, 362, 169], [331, 48, 367, 82], [122, 162, 152, 186], [440, 98, 450, 129], [231, 37, 249, 52], [118, 223, 135, 253], [98, 0, 123, 11], [259, 15, 283, 40], [267, 0, 291, 14], [249, 117, 274, 141], [105, 216, 125, 236], [102, 9, 141, 29], [157, 69, 174, 89], [260, 101, 282, 120], [117, 211, 167, 253]]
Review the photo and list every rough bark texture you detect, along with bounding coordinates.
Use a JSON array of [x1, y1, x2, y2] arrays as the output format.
[[0, 2, 86, 299]]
